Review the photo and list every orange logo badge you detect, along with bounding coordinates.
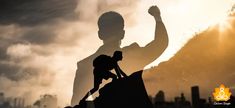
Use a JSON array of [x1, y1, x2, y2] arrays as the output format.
[[213, 84, 232, 101]]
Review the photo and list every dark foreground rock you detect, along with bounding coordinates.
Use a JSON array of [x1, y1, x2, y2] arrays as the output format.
[[67, 71, 153, 108]]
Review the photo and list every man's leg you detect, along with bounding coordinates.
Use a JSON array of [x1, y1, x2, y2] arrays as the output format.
[[105, 71, 117, 80], [81, 78, 100, 102]]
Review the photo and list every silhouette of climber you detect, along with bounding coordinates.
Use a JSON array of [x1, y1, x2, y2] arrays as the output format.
[[80, 51, 127, 102], [71, 5, 169, 105], [92, 55, 117, 92]]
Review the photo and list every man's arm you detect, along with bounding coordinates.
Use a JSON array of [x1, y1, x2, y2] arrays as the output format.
[[114, 66, 122, 79], [114, 64, 127, 78], [117, 65, 127, 77], [105, 70, 117, 80], [139, 6, 169, 64]]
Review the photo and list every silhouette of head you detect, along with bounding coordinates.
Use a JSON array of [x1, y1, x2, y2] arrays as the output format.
[[98, 11, 125, 45], [112, 51, 123, 61]]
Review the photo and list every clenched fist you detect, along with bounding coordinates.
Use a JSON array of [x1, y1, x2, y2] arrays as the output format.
[[148, 5, 162, 21], [148, 6, 161, 16]]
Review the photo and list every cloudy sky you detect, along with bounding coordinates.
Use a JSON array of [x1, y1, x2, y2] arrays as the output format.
[[0, 0, 234, 106]]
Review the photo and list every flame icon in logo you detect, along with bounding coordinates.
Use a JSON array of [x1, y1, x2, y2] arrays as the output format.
[[213, 84, 232, 101]]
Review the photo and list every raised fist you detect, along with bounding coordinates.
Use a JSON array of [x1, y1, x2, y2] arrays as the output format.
[[148, 5, 161, 17]]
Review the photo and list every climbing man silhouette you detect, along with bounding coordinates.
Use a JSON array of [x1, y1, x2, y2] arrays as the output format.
[[71, 5, 169, 105], [80, 51, 126, 102]]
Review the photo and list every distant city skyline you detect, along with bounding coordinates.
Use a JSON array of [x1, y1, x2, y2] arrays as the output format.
[[1, 85, 234, 108]]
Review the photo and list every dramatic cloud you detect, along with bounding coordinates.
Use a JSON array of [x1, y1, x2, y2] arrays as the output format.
[[22, 29, 56, 45], [0, 0, 140, 106], [0, 0, 78, 26]]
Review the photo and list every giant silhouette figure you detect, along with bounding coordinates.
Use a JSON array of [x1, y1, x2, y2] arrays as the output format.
[[71, 5, 169, 105]]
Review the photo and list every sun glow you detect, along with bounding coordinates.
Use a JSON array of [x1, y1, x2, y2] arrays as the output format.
[[215, 15, 234, 44], [218, 17, 233, 32], [132, 0, 235, 68]]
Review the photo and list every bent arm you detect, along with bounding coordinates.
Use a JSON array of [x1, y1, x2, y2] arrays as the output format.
[[117, 65, 127, 77], [145, 18, 169, 56], [140, 6, 169, 64], [114, 64, 127, 78], [114, 64, 122, 78]]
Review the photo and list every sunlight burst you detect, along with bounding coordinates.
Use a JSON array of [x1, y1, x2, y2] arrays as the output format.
[[218, 17, 232, 32], [216, 15, 234, 45]]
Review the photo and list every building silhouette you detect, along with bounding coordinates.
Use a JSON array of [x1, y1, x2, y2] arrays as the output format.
[[0, 93, 4, 105], [33, 94, 58, 108], [191, 86, 200, 108], [150, 86, 235, 108], [1, 85, 235, 108], [12, 98, 25, 108], [0, 92, 25, 108], [154, 90, 166, 108]]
